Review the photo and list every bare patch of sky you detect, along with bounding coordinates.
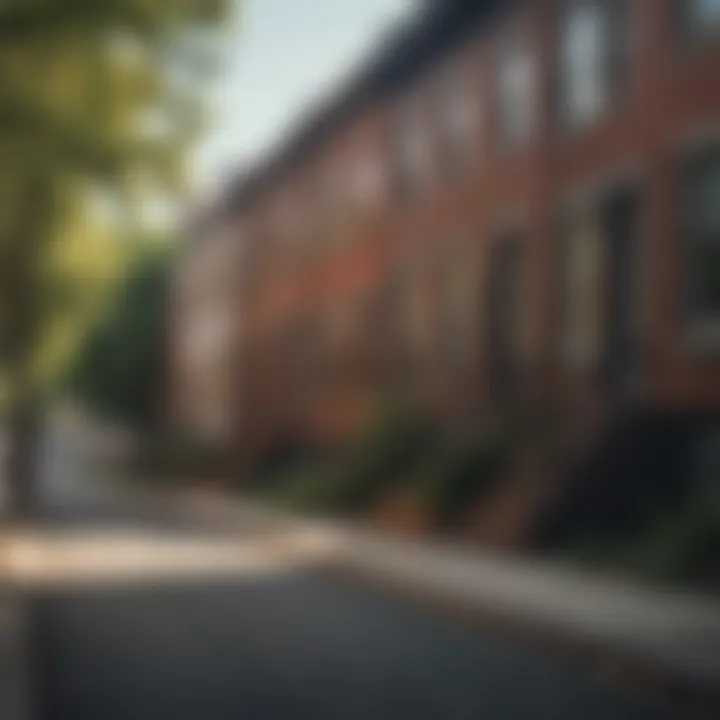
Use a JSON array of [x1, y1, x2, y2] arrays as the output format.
[[192, 0, 412, 195]]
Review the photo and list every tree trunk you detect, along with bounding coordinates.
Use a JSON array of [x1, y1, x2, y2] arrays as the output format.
[[5, 401, 42, 522], [1, 173, 53, 523]]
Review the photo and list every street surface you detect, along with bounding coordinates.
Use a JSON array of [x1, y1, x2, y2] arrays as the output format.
[[3, 420, 678, 719]]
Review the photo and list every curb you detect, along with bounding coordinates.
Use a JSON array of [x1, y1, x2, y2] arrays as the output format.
[[325, 553, 720, 718], [169, 490, 720, 715]]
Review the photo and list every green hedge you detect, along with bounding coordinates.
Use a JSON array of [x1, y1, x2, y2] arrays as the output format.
[[269, 406, 517, 523], [413, 433, 511, 527], [566, 484, 720, 592], [131, 434, 223, 485], [270, 404, 434, 514]]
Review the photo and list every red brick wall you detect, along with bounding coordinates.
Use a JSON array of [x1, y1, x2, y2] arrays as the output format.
[[222, 0, 720, 462]]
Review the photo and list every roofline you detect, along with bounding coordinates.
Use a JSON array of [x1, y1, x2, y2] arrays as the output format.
[[219, 0, 511, 217]]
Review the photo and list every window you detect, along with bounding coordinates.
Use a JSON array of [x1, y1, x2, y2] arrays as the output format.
[[486, 232, 526, 407], [686, 0, 720, 38], [394, 97, 432, 199], [559, 0, 630, 127], [319, 160, 341, 216], [497, 31, 535, 147], [560, 1, 607, 125], [557, 207, 603, 369], [402, 261, 433, 357], [316, 158, 346, 241], [438, 66, 478, 171], [442, 248, 479, 373], [354, 155, 385, 207], [684, 148, 720, 335]]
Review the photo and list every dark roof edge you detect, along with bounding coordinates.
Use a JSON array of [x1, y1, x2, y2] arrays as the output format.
[[219, 0, 509, 219]]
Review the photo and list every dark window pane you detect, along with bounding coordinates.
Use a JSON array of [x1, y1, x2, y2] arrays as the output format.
[[685, 150, 720, 325]]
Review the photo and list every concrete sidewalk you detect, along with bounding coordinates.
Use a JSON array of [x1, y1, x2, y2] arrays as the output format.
[[172, 491, 720, 703]]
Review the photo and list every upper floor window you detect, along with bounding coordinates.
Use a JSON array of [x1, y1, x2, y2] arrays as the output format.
[[442, 245, 480, 373], [686, 0, 720, 38], [353, 155, 385, 208], [684, 146, 720, 336], [497, 30, 535, 148], [556, 203, 608, 371], [401, 260, 433, 357], [314, 158, 345, 240], [394, 96, 432, 200], [319, 160, 341, 214], [559, 0, 630, 128], [438, 66, 478, 172]]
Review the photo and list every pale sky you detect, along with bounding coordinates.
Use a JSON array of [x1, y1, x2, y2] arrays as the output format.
[[192, 0, 413, 195]]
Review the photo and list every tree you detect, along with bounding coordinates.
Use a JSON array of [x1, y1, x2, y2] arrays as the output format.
[[68, 247, 169, 433], [0, 0, 232, 517]]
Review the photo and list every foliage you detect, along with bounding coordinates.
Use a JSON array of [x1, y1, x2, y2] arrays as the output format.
[[267, 465, 345, 514], [66, 248, 169, 431], [331, 404, 435, 511], [414, 433, 512, 526], [130, 432, 224, 485], [37, 205, 128, 391], [566, 479, 720, 592], [0, 0, 229, 185], [623, 499, 720, 589], [267, 404, 516, 525], [270, 404, 435, 515], [0, 0, 228, 358], [0, 0, 232, 510]]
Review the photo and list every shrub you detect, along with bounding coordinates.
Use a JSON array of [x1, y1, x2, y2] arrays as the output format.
[[269, 465, 346, 514], [415, 433, 511, 527], [330, 403, 435, 511], [271, 403, 435, 514], [130, 433, 223, 485], [565, 478, 720, 592], [623, 495, 720, 590]]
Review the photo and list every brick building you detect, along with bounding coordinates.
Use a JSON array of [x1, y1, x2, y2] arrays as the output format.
[[172, 0, 720, 482]]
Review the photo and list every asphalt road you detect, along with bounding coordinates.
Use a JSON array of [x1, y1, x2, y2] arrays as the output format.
[[15, 423, 679, 720]]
